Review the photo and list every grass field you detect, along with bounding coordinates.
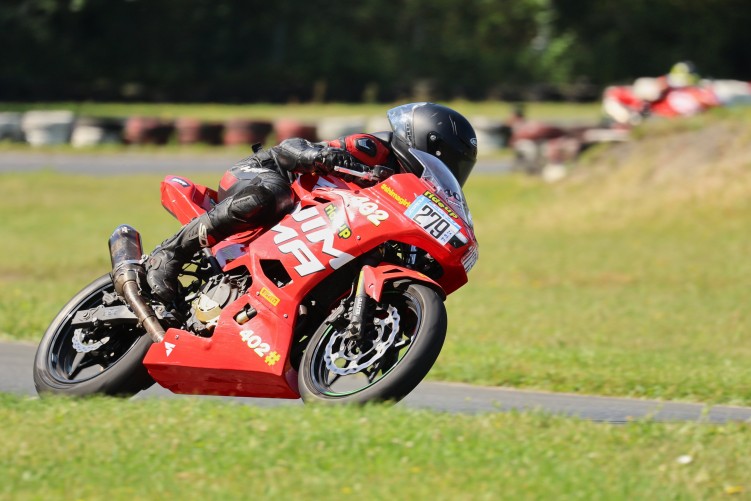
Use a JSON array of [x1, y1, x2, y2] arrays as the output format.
[[2, 108, 751, 406], [1, 394, 749, 500], [0, 100, 602, 122], [3, 106, 751, 500]]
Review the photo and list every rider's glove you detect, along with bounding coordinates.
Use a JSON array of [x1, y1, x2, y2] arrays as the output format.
[[315, 147, 356, 173]]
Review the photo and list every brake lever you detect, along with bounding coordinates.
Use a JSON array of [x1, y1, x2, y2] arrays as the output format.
[[372, 165, 395, 179], [333, 164, 394, 182]]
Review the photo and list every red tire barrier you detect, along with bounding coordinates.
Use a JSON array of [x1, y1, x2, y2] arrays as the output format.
[[175, 118, 224, 145], [274, 119, 318, 143], [224, 119, 273, 146], [124, 117, 174, 145]]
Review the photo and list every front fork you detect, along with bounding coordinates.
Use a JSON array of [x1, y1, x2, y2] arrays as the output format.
[[346, 270, 375, 337], [324, 268, 376, 340]]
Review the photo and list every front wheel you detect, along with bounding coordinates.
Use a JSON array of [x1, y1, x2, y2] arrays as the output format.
[[298, 283, 446, 404], [33, 274, 155, 397]]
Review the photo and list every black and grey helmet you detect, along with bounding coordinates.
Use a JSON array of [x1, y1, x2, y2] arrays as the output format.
[[387, 102, 478, 186]]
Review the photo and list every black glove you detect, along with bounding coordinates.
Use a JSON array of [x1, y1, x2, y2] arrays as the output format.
[[316, 147, 356, 173]]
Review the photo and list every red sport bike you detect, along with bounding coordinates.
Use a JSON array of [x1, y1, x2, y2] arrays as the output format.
[[33, 149, 479, 404]]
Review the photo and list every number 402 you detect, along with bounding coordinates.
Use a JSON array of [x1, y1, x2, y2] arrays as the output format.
[[357, 199, 388, 226], [240, 330, 271, 357]]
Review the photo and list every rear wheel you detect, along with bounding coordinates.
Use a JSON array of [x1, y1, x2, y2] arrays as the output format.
[[298, 283, 446, 404], [33, 274, 155, 397]]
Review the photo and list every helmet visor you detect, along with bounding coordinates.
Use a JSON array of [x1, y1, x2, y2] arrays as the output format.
[[387, 103, 428, 147]]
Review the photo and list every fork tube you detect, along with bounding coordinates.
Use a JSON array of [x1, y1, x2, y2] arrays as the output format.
[[347, 269, 370, 336]]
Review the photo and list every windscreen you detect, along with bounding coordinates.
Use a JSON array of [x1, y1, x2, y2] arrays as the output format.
[[409, 148, 474, 229]]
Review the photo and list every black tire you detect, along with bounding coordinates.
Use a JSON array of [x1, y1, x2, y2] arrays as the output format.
[[33, 274, 155, 397], [298, 283, 446, 404]]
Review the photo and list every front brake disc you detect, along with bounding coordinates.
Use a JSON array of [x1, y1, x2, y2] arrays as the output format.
[[323, 305, 400, 375]]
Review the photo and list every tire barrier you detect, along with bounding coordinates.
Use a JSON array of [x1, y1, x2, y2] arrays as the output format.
[[123, 117, 174, 145], [223, 119, 273, 146], [71, 117, 124, 147], [0, 112, 24, 142], [175, 118, 224, 146], [6, 111, 517, 158], [21, 111, 76, 146], [274, 119, 318, 143]]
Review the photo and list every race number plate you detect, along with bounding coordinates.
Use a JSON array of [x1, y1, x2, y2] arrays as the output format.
[[405, 196, 461, 245]]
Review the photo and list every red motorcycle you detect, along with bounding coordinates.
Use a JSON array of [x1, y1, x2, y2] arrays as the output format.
[[33, 149, 479, 404], [603, 81, 719, 125]]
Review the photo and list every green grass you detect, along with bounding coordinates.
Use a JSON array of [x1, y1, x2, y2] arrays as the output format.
[[0, 100, 602, 122], [441, 175, 751, 404], [3, 168, 751, 404], [3, 108, 751, 404], [1, 394, 749, 500]]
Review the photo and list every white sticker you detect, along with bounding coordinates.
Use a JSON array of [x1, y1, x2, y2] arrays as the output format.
[[461, 244, 479, 273], [165, 342, 176, 357], [405, 196, 461, 245]]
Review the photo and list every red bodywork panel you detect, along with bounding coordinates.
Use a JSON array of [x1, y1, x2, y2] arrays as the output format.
[[143, 171, 476, 399], [160, 175, 217, 224]]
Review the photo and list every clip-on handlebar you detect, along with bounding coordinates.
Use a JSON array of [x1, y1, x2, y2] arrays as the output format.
[[333, 164, 394, 183]]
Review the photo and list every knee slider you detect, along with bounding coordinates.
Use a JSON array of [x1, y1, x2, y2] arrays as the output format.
[[225, 185, 276, 223]]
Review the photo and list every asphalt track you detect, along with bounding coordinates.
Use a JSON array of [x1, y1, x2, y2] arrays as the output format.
[[4, 341, 751, 423], [0, 151, 511, 176], [2, 152, 750, 423]]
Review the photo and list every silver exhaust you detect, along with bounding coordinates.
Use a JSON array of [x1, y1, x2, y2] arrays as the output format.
[[109, 225, 165, 343]]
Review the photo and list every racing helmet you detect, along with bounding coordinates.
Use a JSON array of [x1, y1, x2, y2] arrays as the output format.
[[387, 102, 478, 186], [667, 61, 700, 88]]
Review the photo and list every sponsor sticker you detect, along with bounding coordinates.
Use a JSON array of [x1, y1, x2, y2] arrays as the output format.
[[423, 190, 459, 219], [381, 183, 412, 207], [164, 342, 176, 356], [406, 196, 461, 245], [170, 177, 190, 188], [239, 330, 279, 365], [461, 244, 479, 273], [259, 287, 280, 306], [324, 204, 352, 238], [271, 206, 355, 277]]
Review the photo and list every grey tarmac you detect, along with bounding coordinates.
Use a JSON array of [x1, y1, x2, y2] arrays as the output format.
[[0, 151, 510, 176], [4, 341, 751, 424]]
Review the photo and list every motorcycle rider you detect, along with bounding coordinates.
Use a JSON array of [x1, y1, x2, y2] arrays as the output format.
[[145, 102, 478, 302]]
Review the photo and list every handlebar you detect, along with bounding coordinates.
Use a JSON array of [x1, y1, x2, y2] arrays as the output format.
[[333, 164, 394, 183]]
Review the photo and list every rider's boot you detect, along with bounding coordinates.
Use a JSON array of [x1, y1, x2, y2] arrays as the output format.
[[146, 183, 280, 302], [145, 212, 219, 302]]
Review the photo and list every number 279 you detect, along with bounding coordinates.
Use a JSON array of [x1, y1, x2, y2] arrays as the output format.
[[415, 205, 451, 238]]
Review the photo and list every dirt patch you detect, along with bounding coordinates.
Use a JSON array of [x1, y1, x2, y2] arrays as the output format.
[[567, 114, 751, 197]]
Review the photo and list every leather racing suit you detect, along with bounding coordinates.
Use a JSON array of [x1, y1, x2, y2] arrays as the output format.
[[145, 132, 397, 302]]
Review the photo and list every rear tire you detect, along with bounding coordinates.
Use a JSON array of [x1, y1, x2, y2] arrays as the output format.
[[33, 274, 155, 397], [298, 283, 446, 404]]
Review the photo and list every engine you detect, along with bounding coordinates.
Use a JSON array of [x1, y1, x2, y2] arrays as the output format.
[[183, 271, 249, 336]]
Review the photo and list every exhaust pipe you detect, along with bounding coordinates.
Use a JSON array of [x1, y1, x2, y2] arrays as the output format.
[[109, 225, 165, 343]]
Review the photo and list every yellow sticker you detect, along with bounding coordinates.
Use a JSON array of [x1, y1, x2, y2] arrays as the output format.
[[260, 287, 280, 306], [423, 190, 458, 219], [265, 351, 281, 366], [381, 183, 411, 207], [324, 203, 352, 238]]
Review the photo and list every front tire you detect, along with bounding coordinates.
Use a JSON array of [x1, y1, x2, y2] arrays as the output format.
[[33, 274, 155, 397], [298, 283, 446, 404]]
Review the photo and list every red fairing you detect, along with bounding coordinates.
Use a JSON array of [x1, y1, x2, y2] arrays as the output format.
[[359, 264, 445, 302], [160, 175, 217, 225], [143, 167, 478, 399]]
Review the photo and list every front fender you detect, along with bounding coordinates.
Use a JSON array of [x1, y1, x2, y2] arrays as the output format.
[[360, 264, 446, 302]]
